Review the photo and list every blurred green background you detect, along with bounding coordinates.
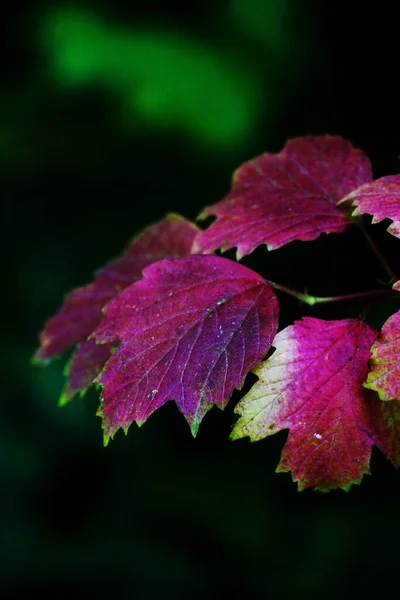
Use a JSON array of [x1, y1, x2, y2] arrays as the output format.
[[2, 1, 400, 597]]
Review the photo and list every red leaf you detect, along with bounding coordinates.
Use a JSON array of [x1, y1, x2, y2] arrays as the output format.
[[91, 255, 279, 443], [231, 317, 393, 491], [364, 305, 400, 401], [343, 175, 400, 238], [34, 215, 199, 398], [193, 136, 372, 258]]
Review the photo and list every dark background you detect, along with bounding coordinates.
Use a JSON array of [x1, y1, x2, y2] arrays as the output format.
[[2, 1, 400, 598]]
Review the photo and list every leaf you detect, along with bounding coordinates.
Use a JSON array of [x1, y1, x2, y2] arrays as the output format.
[[342, 175, 400, 238], [34, 214, 199, 398], [90, 255, 279, 443], [193, 136, 372, 258], [59, 340, 114, 405], [231, 317, 390, 491], [366, 392, 400, 468], [364, 305, 400, 401]]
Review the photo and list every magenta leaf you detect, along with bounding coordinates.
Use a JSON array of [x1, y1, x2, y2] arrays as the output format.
[[364, 304, 400, 401], [193, 136, 372, 258], [34, 214, 199, 399], [231, 317, 396, 491], [342, 175, 400, 238], [59, 340, 114, 405], [366, 392, 400, 468], [90, 255, 279, 443]]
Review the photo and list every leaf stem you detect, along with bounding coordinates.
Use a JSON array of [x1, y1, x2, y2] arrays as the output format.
[[358, 224, 398, 282], [270, 282, 393, 306]]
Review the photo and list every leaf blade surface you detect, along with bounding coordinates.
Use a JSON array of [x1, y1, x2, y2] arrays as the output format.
[[193, 136, 372, 257], [91, 255, 279, 441]]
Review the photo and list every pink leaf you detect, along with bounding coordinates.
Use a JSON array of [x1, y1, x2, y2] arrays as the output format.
[[34, 214, 199, 398], [193, 136, 372, 258], [343, 175, 400, 237], [91, 255, 279, 443], [231, 317, 392, 491], [364, 305, 400, 401]]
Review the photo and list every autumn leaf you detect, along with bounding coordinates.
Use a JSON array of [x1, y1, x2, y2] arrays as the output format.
[[342, 175, 400, 238], [231, 317, 393, 491], [90, 255, 279, 443], [59, 340, 114, 406], [366, 391, 400, 468], [364, 304, 400, 401], [193, 136, 372, 258], [34, 214, 199, 400]]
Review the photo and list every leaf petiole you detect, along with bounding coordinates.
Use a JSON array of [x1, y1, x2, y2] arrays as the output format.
[[270, 282, 393, 306]]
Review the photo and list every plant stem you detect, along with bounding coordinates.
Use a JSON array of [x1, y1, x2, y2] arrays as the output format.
[[358, 224, 398, 282], [270, 282, 393, 307]]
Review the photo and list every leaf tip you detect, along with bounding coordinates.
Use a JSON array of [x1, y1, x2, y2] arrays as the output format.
[[30, 354, 43, 369], [123, 423, 131, 436], [196, 206, 212, 222], [229, 429, 240, 441], [235, 247, 245, 261], [31, 349, 52, 368], [229, 414, 251, 440], [189, 419, 200, 438], [96, 404, 112, 447], [58, 390, 72, 407]]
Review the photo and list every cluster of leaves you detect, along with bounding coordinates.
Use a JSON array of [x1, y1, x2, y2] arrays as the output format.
[[35, 136, 400, 491]]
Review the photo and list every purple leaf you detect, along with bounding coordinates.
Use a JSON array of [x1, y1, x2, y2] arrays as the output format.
[[59, 340, 114, 405], [193, 135, 372, 258], [91, 255, 279, 443], [34, 214, 199, 399], [231, 317, 397, 491]]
